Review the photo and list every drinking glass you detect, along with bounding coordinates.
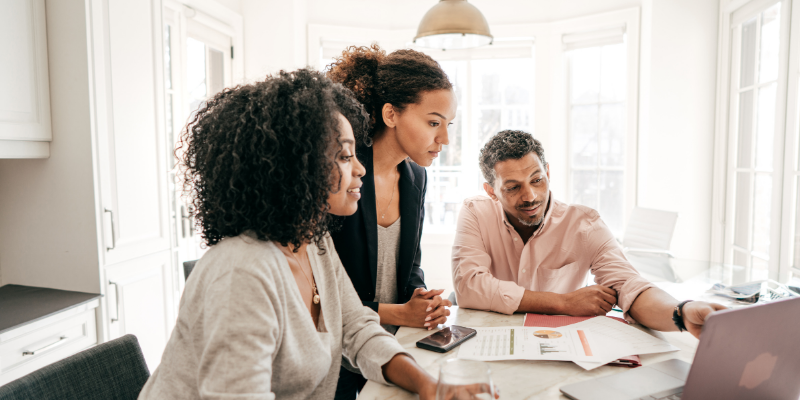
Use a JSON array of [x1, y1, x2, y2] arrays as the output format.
[[436, 359, 496, 400]]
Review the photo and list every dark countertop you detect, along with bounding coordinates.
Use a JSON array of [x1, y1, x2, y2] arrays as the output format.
[[0, 284, 102, 335]]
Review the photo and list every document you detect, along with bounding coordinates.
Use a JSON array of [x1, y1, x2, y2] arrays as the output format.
[[566, 317, 679, 370], [457, 326, 603, 362], [524, 313, 641, 368]]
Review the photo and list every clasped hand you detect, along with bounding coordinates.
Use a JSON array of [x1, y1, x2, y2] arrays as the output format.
[[403, 288, 452, 330]]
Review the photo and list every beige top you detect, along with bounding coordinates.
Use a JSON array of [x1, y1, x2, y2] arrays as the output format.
[[138, 233, 408, 400], [452, 194, 654, 318], [375, 217, 401, 334]]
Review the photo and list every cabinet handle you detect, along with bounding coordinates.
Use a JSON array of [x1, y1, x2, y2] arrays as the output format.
[[104, 208, 116, 250], [23, 336, 68, 356], [109, 281, 120, 323]]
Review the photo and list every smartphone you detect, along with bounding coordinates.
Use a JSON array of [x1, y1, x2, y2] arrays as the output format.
[[416, 325, 477, 353]]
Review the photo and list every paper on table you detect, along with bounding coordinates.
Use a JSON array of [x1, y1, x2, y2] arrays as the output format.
[[524, 313, 642, 368], [457, 326, 603, 362], [566, 317, 679, 370]]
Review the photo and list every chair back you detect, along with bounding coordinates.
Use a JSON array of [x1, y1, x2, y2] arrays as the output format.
[[183, 259, 198, 280], [622, 207, 678, 251], [0, 334, 150, 400]]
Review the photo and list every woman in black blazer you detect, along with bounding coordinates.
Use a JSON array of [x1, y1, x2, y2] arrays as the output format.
[[327, 45, 457, 399]]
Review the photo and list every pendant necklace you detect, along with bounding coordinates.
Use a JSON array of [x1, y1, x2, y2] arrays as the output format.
[[288, 247, 320, 304], [379, 168, 398, 220]]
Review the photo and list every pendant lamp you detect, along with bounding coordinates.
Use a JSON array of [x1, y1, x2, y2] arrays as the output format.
[[413, 0, 493, 50]]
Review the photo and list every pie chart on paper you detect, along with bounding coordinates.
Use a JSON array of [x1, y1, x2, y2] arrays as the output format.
[[533, 330, 563, 339]]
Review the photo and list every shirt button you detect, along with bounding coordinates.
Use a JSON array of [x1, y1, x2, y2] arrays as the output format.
[[513, 238, 518, 242], [522, 269, 526, 273]]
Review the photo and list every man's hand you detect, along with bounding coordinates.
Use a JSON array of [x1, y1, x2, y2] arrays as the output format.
[[682, 301, 728, 338], [402, 288, 452, 329], [559, 285, 618, 316]]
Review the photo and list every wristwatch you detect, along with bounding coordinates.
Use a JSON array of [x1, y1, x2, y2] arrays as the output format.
[[672, 300, 694, 332]]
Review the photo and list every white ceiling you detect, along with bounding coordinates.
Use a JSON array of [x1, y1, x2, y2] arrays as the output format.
[[307, 0, 643, 29]]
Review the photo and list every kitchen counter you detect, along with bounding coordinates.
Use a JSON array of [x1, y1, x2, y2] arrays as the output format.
[[0, 284, 101, 335]]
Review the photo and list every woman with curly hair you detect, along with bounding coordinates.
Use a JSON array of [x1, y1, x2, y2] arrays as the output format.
[[137, 69, 440, 400], [326, 44, 457, 398]]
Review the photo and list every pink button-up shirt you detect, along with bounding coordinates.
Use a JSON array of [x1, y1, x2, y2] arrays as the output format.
[[452, 194, 654, 316]]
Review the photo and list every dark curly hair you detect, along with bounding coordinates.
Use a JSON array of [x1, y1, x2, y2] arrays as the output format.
[[178, 68, 369, 250], [479, 130, 547, 186], [326, 44, 452, 144]]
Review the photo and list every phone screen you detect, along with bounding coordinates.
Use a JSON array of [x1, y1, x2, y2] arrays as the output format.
[[419, 325, 474, 348]]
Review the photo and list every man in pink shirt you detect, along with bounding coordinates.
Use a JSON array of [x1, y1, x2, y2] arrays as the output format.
[[452, 130, 725, 338]]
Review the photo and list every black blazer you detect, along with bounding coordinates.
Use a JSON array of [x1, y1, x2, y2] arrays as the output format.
[[330, 145, 427, 312]]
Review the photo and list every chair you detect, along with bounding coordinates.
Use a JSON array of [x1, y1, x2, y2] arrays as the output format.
[[183, 259, 198, 280], [447, 291, 458, 306], [621, 207, 678, 258], [0, 334, 150, 400]]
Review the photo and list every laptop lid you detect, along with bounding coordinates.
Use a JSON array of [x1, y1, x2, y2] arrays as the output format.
[[682, 296, 800, 400]]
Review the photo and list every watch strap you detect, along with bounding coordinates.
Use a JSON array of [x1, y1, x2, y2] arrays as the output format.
[[672, 300, 694, 332]]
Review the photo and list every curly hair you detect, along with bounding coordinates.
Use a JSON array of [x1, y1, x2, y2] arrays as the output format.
[[326, 44, 452, 144], [178, 68, 369, 250], [479, 130, 547, 186]]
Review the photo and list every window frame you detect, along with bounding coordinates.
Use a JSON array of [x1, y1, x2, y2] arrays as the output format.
[[550, 9, 641, 236], [711, 0, 799, 283]]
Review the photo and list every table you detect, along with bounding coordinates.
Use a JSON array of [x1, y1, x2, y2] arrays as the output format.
[[360, 258, 750, 399], [360, 306, 701, 399]]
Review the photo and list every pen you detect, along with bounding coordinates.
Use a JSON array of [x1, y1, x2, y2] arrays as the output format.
[[611, 306, 623, 312]]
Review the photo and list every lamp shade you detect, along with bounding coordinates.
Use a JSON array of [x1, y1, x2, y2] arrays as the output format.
[[414, 0, 492, 50]]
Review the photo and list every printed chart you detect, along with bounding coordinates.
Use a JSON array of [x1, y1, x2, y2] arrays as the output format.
[[457, 327, 601, 362]]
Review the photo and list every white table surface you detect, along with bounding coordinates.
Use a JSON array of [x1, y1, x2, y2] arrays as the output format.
[[359, 306, 701, 400], [360, 259, 745, 399]]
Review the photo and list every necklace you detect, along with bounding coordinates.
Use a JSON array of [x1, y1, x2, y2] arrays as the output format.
[[287, 246, 320, 305], [379, 168, 398, 220]]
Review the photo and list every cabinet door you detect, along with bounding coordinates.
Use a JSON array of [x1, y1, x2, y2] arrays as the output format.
[[91, 0, 171, 265], [0, 0, 51, 158], [105, 251, 173, 371]]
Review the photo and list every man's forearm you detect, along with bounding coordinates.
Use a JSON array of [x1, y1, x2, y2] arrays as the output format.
[[515, 290, 564, 314], [627, 287, 680, 331]]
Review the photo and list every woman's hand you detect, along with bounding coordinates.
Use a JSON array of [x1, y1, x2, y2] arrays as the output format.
[[402, 288, 452, 329]]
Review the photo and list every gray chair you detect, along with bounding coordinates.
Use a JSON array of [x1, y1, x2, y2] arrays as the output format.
[[448, 291, 458, 306], [0, 334, 150, 400], [183, 259, 198, 280]]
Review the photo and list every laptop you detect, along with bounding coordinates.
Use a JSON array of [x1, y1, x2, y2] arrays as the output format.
[[560, 296, 800, 400]]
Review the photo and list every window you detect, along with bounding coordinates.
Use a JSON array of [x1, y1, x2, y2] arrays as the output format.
[[425, 57, 535, 233], [789, 9, 800, 283], [163, 6, 235, 279], [566, 42, 627, 235], [724, 2, 785, 281]]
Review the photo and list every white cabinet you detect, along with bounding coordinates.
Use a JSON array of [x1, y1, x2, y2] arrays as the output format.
[[0, 0, 52, 158], [0, 0, 175, 375], [87, 0, 174, 369], [0, 300, 99, 386], [105, 252, 173, 370], [92, 0, 171, 266]]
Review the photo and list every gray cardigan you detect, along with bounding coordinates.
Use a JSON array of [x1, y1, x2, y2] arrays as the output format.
[[138, 233, 408, 400]]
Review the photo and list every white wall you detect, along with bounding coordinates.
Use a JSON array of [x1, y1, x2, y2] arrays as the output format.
[[241, 0, 308, 80], [638, 0, 719, 261], [0, 0, 101, 292]]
